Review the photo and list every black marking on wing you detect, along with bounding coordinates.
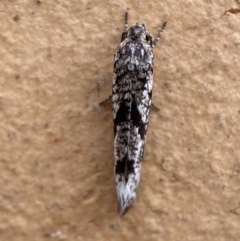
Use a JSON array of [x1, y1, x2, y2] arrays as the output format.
[[114, 102, 130, 136], [115, 153, 134, 180]]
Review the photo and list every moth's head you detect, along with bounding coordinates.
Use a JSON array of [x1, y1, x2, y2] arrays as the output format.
[[127, 23, 152, 44]]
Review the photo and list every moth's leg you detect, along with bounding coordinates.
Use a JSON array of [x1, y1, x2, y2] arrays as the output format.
[[99, 95, 112, 106], [151, 102, 160, 112], [152, 22, 167, 47]]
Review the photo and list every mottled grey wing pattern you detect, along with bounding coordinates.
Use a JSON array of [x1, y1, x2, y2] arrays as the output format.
[[112, 38, 153, 216], [112, 12, 166, 216]]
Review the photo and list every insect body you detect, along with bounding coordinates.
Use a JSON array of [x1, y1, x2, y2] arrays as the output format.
[[112, 12, 166, 216]]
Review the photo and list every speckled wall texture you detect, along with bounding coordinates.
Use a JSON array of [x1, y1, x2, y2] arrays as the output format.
[[0, 0, 240, 241]]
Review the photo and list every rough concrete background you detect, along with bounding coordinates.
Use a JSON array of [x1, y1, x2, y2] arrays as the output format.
[[0, 0, 240, 240]]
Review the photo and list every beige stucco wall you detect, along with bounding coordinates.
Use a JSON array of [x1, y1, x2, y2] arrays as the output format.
[[1, 0, 240, 240]]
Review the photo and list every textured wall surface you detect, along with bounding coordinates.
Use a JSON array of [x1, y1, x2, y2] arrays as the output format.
[[1, 1, 240, 241]]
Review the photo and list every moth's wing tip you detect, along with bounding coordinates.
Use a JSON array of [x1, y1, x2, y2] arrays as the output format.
[[118, 199, 131, 217], [117, 191, 136, 217]]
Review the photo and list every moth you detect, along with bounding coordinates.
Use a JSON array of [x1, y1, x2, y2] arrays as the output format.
[[112, 11, 167, 216]]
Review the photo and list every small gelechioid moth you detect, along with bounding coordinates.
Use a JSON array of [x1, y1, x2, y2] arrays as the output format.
[[112, 11, 167, 216]]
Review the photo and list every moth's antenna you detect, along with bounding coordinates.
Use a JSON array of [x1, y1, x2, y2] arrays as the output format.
[[124, 10, 129, 30], [152, 21, 167, 47]]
